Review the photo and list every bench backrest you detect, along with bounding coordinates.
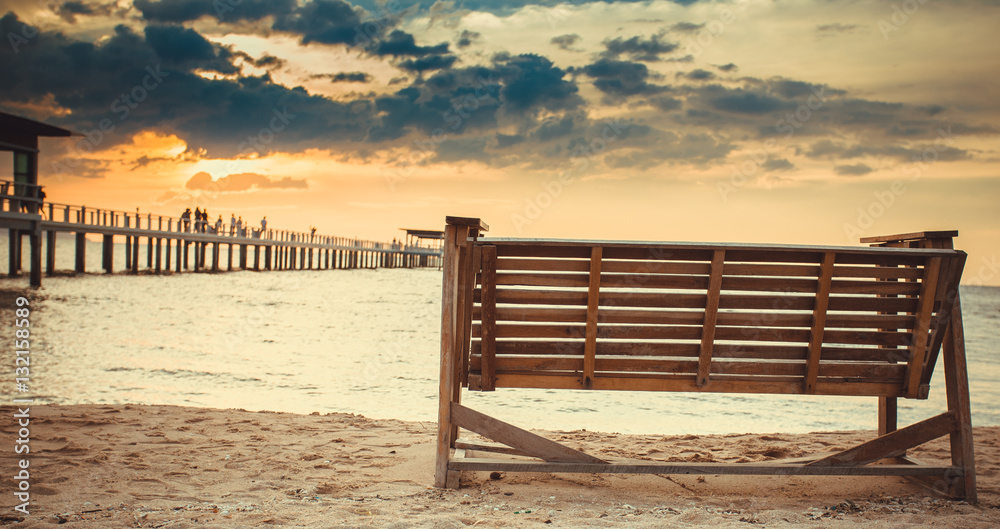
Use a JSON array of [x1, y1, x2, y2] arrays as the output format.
[[453, 235, 966, 400]]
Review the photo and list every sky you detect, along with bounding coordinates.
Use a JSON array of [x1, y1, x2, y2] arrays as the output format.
[[1, 0, 998, 284]]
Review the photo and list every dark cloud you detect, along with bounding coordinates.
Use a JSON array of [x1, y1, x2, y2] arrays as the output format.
[[532, 115, 576, 141], [768, 78, 844, 99], [648, 95, 682, 111], [185, 171, 308, 192], [834, 163, 874, 176], [130, 154, 176, 170], [374, 29, 449, 57], [252, 54, 285, 70], [496, 54, 582, 112], [457, 29, 480, 48], [715, 63, 738, 72], [135, 0, 297, 23], [272, 0, 367, 46], [0, 14, 376, 159], [494, 133, 524, 148], [761, 158, 795, 171], [817, 23, 861, 33], [580, 59, 668, 98], [551, 34, 580, 51], [400, 54, 458, 72], [144, 25, 238, 74], [679, 68, 714, 81], [804, 139, 971, 163], [668, 21, 704, 33], [712, 91, 790, 115], [601, 33, 678, 61], [310, 71, 372, 83]]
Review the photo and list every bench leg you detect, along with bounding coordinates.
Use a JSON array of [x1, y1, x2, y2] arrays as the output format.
[[942, 299, 977, 504], [436, 223, 466, 489]]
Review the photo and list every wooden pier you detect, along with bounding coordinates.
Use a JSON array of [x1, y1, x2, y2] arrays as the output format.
[[0, 182, 443, 287]]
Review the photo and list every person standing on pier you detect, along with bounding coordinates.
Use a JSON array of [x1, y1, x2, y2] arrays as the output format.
[[260, 216, 267, 237], [230, 214, 236, 236], [194, 207, 202, 233], [236, 216, 243, 237], [215, 215, 223, 235], [181, 208, 191, 232]]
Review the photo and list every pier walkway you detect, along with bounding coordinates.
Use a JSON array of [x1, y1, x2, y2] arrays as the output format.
[[0, 181, 443, 287]]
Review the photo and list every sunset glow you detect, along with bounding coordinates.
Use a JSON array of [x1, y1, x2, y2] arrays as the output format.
[[2, 0, 998, 283]]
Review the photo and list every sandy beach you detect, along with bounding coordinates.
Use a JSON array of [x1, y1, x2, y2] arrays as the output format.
[[0, 404, 997, 528]]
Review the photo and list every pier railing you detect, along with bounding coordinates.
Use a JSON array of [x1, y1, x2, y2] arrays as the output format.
[[1, 181, 445, 286], [0, 180, 45, 214], [35, 200, 439, 254]]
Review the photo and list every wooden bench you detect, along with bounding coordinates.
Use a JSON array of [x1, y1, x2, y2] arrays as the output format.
[[434, 217, 977, 503]]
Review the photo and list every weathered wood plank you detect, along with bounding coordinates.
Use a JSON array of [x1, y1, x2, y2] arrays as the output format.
[[436, 223, 463, 488], [698, 250, 725, 387], [583, 247, 603, 388], [805, 253, 835, 394], [905, 257, 941, 397], [450, 458, 958, 476], [476, 356, 905, 380], [450, 403, 606, 464], [807, 411, 957, 467], [942, 290, 978, 504], [454, 440, 534, 457], [497, 257, 589, 272], [475, 340, 907, 363], [480, 245, 498, 391], [833, 265, 925, 280], [479, 307, 915, 330], [491, 373, 907, 397]]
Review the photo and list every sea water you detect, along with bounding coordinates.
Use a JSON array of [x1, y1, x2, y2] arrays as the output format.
[[0, 236, 997, 435]]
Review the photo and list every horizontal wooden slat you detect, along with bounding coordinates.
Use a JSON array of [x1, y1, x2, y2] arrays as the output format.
[[490, 373, 909, 397], [496, 258, 589, 272], [826, 296, 919, 313], [721, 277, 817, 293], [496, 272, 589, 288], [601, 274, 711, 290], [484, 289, 921, 313], [830, 253, 930, 267], [473, 341, 905, 362], [723, 263, 819, 277], [494, 245, 595, 259], [600, 247, 716, 261], [494, 260, 924, 280], [472, 323, 913, 346], [472, 356, 905, 379], [600, 260, 711, 275], [485, 238, 956, 260], [830, 280, 921, 296], [492, 289, 589, 305], [833, 265, 924, 280], [589, 310, 912, 329]]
